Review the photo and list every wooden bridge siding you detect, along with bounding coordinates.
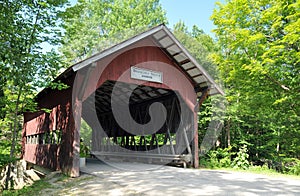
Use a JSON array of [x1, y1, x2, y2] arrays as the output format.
[[78, 44, 198, 166], [79, 44, 197, 111], [22, 42, 200, 176], [22, 75, 79, 176]]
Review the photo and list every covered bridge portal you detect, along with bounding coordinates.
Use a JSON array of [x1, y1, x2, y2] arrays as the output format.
[[22, 25, 223, 177]]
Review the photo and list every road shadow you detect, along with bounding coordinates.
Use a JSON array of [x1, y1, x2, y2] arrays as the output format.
[[80, 158, 300, 196]]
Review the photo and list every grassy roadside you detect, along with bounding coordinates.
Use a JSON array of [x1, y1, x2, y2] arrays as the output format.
[[1, 173, 95, 196], [202, 166, 300, 180], [2, 179, 53, 196]]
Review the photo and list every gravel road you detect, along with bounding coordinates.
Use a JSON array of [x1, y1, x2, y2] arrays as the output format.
[[39, 158, 300, 196], [63, 159, 300, 196]]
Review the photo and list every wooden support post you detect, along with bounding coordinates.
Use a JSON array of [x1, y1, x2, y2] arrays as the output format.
[[182, 120, 192, 155], [155, 134, 161, 154], [193, 87, 210, 168], [163, 132, 168, 145], [121, 136, 125, 147], [194, 87, 210, 112], [193, 111, 199, 168], [113, 136, 117, 145], [125, 135, 129, 148], [139, 136, 144, 150], [166, 99, 176, 155], [143, 136, 148, 151], [132, 136, 137, 151], [71, 98, 82, 177], [70, 63, 96, 177], [150, 134, 155, 150]]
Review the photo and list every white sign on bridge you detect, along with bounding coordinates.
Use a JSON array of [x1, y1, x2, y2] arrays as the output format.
[[131, 66, 163, 83]]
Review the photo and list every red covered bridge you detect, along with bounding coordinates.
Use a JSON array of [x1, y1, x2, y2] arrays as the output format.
[[22, 24, 223, 177]]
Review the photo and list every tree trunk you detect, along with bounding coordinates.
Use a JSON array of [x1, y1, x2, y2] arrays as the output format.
[[226, 119, 231, 148], [5, 87, 22, 189], [10, 87, 22, 158], [276, 130, 280, 153]]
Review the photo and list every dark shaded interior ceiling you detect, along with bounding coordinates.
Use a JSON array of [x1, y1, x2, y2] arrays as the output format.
[[83, 80, 187, 137], [94, 80, 174, 113]]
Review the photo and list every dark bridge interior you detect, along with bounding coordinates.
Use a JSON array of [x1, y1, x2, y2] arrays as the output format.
[[82, 80, 195, 166]]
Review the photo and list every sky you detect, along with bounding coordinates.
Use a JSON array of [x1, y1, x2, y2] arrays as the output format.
[[160, 0, 223, 36], [44, 0, 222, 52], [68, 0, 223, 35]]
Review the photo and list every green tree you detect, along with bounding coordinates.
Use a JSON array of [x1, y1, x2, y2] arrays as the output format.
[[0, 0, 67, 189], [172, 21, 226, 155], [211, 0, 300, 162], [60, 0, 167, 65], [173, 21, 220, 79]]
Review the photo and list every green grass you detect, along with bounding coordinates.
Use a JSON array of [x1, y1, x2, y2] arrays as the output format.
[[1, 173, 95, 195], [208, 165, 300, 179], [2, 179, 52, 196]]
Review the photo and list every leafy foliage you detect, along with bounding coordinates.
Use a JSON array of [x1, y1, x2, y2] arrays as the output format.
[[231, 144, 250, 170], [280, 158, 300, 175], [1, 0, 299, 185], [0, 140, 16, 169], [173, 21, 220, 80], [210, 0, 300, 169], [200, 147, 233, 168], [60, 0, 167, 65], [80, 119, 92, 157], [0, 0, 68, 189]]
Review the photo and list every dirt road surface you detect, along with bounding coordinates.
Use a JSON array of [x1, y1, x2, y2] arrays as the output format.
[[42, 159, 300, 196]]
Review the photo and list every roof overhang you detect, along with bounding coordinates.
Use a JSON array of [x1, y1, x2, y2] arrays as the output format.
[[72, 24, 224, 96]]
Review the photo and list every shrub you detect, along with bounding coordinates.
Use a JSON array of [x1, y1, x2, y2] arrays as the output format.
[[282, 158, 300, 175], [0, 140, 12, 169], [231, 144, 250, 170], [200, 147, 233, 168]]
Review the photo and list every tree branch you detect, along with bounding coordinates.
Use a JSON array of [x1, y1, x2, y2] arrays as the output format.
[[25, 4, 42, 55], [265, 74, 290, 91]]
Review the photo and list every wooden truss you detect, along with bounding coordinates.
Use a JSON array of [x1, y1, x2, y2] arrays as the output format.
[[82, 80, 195, 167]]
